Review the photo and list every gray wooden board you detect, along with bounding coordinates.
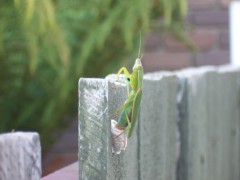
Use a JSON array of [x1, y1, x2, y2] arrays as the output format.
[[177, 66, 240, 180], [0, 132, 41, 180], [140, 72, 178, 180], [78, 77, 138, 180], [177, 67, 215, 180], [79, 78, 108, 180], [107, 75, 138, 180], [217, 66, 240, 180]]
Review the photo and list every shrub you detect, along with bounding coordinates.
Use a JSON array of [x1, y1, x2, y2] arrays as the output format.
[[0, 0, 187, 149]]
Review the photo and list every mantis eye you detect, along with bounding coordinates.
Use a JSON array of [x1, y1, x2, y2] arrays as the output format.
[[126, 77, 130, 82]]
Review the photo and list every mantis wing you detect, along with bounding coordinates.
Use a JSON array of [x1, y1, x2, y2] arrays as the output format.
[[128, 88, 142, 138]]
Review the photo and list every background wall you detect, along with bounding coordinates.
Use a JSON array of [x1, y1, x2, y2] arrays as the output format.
[[142, 0, 231, 72]]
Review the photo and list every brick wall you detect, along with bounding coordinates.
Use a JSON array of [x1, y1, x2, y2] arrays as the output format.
[[143, 0, 231, 72]]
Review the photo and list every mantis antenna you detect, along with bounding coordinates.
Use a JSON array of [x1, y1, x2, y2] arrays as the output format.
[[138, 32, 143, 60], [138, 32, 141, 58]]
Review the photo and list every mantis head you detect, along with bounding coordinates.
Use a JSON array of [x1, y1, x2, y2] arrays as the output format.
[[132, 58, 142, 72]]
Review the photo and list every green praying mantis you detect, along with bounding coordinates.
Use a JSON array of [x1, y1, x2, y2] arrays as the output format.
[[114, 40, 144, 139], [111, 36, 144, 154]]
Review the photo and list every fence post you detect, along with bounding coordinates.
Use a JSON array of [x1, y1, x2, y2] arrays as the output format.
[[140, 73, 178, 180], [78, 76, 138, 180], [0, 132, 41, 180]]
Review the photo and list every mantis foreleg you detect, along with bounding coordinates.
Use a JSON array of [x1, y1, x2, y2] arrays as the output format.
[[117, 67, 131, 78]]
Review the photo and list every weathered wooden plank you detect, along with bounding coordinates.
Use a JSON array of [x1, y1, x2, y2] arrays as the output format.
[[78, 77, 138, 180], [107, 75, 139, 180], [0, 132, 41, 180], [217, 66, 240, 180], [178, 67, 219, 180], [140, 72, 178, 180], [78, 78, 108, 180], [177, 66, 240, 180]]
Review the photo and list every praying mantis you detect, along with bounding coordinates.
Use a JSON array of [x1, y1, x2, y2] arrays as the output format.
[[111, 38, 144, 154]]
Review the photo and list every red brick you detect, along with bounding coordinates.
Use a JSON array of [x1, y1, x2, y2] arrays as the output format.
[[195, 51, 230, 66], [189, 0, 216, 10], [142, 50, 192, 72], [220, 0, 231, 8], [144, 31, 162, 50], [164, 30, 217, 51], [190, 10, 228, 25], [219, 31, 229, 49]]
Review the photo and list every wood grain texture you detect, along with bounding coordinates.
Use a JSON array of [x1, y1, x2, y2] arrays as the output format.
[[140, 72, 178, 180], [78, 78, 108, 180], [78, 76, 138, 180], [0, 132, 41, 180], [177, 66, 240, 180]]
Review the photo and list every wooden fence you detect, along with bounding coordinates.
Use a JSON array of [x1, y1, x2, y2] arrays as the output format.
[[0, 65, 239, 180], [79, 65, 240, 180]]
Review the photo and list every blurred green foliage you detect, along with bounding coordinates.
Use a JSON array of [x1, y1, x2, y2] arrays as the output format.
[[0, 0, 187, 149]]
